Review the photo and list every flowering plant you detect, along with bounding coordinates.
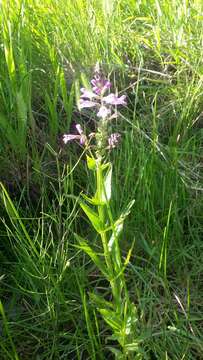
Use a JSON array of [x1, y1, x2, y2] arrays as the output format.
[[63, 64, 139, 359]]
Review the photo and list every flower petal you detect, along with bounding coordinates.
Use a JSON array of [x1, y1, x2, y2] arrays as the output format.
[[91, 79, 97, 87], [80, 88, 97, 99], [97, 105, 111, 119], [63, 134, 81, 144], [78, 99, 97, 109], [103, 80, 111, 90], [75, 123, 83, 135], [103, 93, 127, 105], [80, 134, 87, 145], [91, 78, 111, 95]]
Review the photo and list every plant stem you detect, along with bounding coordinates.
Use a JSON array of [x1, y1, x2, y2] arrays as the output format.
[[96, 160, 122, 310]]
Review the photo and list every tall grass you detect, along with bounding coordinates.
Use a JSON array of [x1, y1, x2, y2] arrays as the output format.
[[0, 0, 202, 359]]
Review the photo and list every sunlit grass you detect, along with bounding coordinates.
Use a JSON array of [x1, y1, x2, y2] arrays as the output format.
[[0, 0, 202, 359]]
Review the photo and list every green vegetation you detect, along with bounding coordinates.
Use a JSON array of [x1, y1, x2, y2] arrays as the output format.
[[0, 0, 202, 359]]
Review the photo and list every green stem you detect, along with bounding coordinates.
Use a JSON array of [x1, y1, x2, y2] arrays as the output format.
[[96, 162, 112, 270], [96, 161, 121, 310]]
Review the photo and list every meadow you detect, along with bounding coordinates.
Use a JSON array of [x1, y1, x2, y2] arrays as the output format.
[[0, 0, 203, 359]]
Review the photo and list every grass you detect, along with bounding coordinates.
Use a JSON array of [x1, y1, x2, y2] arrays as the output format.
[[0, 0, 203, 358]]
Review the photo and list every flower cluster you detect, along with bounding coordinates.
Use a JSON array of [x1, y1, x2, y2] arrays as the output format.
[[63, 64, 126, 154], [79, 74, 126, 120]]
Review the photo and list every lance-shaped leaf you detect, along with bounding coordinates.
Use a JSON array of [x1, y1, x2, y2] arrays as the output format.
[[108, 199, 135, 252], [119, 199, 135, 220], [96, 164, 112, 204], [99, 308, 122, 332], [74, 234, 108, 278], [108, 222, 123, 252], [81, 193, 103, 206], [102, 164, 112, 202], [89, 292, 114, 310], [0, 113, 20, 153], [79, 201, 103, 233], [106, 347, 123, 359]]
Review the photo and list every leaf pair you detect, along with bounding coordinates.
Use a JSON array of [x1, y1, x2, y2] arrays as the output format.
[[86, 155, 112, 205]]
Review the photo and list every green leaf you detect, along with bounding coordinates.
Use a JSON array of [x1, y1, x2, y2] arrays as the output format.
[[81, 72, 91, 89], [74, 234, 108, 278], [99, 308, 122, 332], [80, 201, 103, 232], [60, 70, 73, 130], [108, 200, 135, 252], [106, 347, 123, 359], [0, 300, 19, 360], [81, 194, 102, 206], [75, 79, 81, 109], [45, 92, 58, 139], [86, 155, 96, 170], [16, 90, 28, 152], [124, 240, 135, 267], [96, 163, 112, 204], [105, 302, 138, 349], [119, 199, 135, 220], [124, 302, 138, 335], [124, 342, 139, 352], [89, 292, 113, 310], [101, 163, 110, 171], [102, 164, 112, 202], [66, 82, 75, 130], [113, 199, 135, 229], [108, 222, 123, 252], [0, 113, 19, 151]]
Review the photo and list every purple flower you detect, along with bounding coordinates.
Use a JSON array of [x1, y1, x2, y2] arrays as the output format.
[[78, 99, 97, 109], [103, 93, 127, 106], [91, 78, 111, 95], [80, 88, 98, 99], [97, 105, 111, 119], [107, 133, 121, 149], [63, 124, 87, 145]]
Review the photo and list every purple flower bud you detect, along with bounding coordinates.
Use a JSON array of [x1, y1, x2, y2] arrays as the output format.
[[108, 133, 121, 149], [103, 93, 127, 106], [91, 78, 111, 95]]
